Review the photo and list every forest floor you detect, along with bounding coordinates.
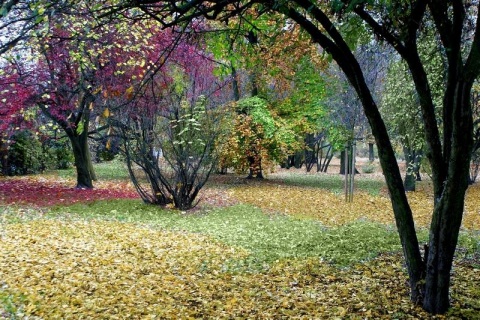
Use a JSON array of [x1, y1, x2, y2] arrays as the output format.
[[1, 160, 479, 319]]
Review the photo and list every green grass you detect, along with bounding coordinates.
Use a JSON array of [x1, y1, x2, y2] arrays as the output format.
[[47, 200, 403, 268], [53, 159, 130, 180], [274, 172, 386, 195]]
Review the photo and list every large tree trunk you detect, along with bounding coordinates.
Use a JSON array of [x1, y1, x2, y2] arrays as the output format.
[[284, 5, 424, 302], [422, 82, 473, 314], [68, 132, 96, 189], [67, 123, 97, 189]]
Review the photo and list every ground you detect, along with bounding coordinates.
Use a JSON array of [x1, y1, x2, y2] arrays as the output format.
[[1, 161, 479, 319]]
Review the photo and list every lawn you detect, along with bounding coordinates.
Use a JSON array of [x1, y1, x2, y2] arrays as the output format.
[[1, 162, 479, 319]]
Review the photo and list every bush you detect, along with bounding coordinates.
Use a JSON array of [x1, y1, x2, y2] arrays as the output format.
[[4, 130, 44, 175], [0, 131, 74, 175], [49, 140, 74, 169], [361, 163, 376, 174], [119, 95, 221, 210]]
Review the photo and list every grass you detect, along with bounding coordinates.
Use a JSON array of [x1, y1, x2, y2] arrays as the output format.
[[52, 159, 130, 181], [48, 200, 403, 268], [273, 171, 386, 195]]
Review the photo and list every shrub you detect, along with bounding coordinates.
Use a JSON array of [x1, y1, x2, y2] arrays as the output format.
[[118, 95, 222, 210], [361, 163, 376, 174], [5, 130, 44, 175], [50, 140, 74, 169]]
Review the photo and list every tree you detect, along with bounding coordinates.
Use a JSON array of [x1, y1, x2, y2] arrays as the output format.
[[470, 80, 480, 183], [323, 43, 390, 175], [113, 49, 227, 210], [0, 6, 174, 188], [0, 1, 75, 55], [382, 28, 445, 191], [272, 56, 330, 172], [219, 96, 294, 178], [101, 0, 479, 314], [382, 60, 425, 191]]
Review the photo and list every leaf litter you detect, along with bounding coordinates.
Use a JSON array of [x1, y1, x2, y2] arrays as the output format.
[[1, 175, 479, 318], [0, 220, 478, 319], [229, 182, 480, 230]]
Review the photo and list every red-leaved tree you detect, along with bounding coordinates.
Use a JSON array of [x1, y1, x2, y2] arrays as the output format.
[[0, 10, 181, 188]]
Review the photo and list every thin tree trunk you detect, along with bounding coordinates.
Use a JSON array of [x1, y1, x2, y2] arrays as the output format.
[[340, 149, 359, 174], [305, 133, 316, 172], [403, 146, 417, 192], [368, 143, 375, 161], [340, 150, 346, 175]]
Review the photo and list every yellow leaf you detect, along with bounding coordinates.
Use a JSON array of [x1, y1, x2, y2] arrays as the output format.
[[126, 86, 134, 100]]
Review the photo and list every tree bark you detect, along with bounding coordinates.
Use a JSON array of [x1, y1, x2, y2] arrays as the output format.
[[422, 82, 473, 314], [284, 2, 425, 302], [69, 132, 96, 189], [368, 143, 375, 162], [403, 146, 421, 192]]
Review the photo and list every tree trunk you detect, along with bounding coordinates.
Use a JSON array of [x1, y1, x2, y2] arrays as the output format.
[[293, 151, 303, 169], [284, 8, 424, 299], [0, 140, 8, 176], [246, 155, 263, 179], [340, 149, 359, 174], [368, 143, 375, 161], [305, 133, 317, 172], [69, 133, 96, 189], [422, 82, 473, 314], [340, 150, 346, 174], [403, 146, 420, 192]]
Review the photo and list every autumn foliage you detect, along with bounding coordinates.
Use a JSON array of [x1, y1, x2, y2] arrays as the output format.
[[218, 97, 300, 177], [0, 176, 137, 207]]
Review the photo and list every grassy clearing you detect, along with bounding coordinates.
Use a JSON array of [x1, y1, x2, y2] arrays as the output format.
[[1, 162, 480, 318]]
